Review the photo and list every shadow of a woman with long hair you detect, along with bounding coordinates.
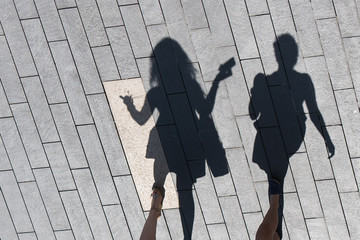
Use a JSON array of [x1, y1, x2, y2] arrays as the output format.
[[249, 34, 335, 239], [122, 38, 234, 239]]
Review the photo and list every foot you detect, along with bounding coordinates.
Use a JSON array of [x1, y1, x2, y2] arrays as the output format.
[[151, 188, 163, 218]]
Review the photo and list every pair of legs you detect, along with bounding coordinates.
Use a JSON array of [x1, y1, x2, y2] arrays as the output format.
[[139, 188, 163, 240]]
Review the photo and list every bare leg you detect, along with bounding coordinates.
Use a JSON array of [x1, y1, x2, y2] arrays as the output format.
[[256, 194, 280, 240], [140, 189, 163, 240]]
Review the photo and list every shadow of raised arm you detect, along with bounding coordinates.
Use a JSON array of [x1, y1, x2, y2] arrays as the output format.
[[120, 95, 151, 126]]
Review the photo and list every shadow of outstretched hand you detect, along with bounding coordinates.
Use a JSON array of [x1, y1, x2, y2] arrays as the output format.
[[215, 57, 235, 81]]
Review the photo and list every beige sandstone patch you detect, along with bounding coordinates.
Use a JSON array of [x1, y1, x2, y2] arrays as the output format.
[[103, 78, 178, 210]]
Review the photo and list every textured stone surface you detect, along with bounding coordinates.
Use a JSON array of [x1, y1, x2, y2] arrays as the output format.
[[106, 26, 139, 79], [317, 180, 350, 240], [11, 103, 48, 168], [0, 36, 26, 103], [59, 8, 103, 94], [317, 18, 352, 90], [22, 19, 66, 104], [76, 0, 108, 47], [34, 0, 66, 41], [20, 182, 57, 240], [0, 1, 359, 239], [50, 103, 88, 169], [92, 46, 120, 81], [87, 94, 129, 175], [50, 41, 93, 125], [22, 76, 59, 143]]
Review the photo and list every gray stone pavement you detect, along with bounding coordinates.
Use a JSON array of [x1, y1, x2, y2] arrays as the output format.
[[0, 0, 360, 239]]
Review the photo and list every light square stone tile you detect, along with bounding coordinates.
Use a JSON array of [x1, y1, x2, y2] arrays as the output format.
[[104, 78, 178, 209]]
